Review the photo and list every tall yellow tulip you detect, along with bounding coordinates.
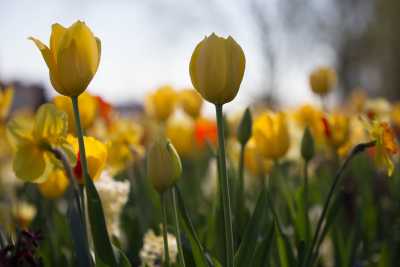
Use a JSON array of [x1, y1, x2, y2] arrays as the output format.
[[30, 21, 101, 96], [189, 33, 246, 104]]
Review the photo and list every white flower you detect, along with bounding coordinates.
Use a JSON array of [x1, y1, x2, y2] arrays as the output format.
[[140, 228, 178, 267], [95, 172, 130, 239]]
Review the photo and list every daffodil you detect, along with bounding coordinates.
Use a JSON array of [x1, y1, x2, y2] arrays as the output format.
[[68, 135, 107, 183], [146, 85, 177, 121], [365, 120, 398, 176], [54, 92, 98, 132], [253, 111, 290, 160], [6, 104, 73, 182], [38, 169, 69, 199], [0, 86, 14, 121], [30, 21, 101, 97]]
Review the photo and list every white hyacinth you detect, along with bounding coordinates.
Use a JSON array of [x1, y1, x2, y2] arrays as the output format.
[[139, 228, 178, 267], [95, 172, 130, 239]]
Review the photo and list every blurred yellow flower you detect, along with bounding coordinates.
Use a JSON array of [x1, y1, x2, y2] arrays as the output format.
[[253, 111, 290, 160], [309, 66, 337, 96], [146, 85, 177, 121], [54, 92, 98, 132], [0, 86, 14, 121], [38, 169, 69, 199], [68, 135, 107, 183], [12, 201, 37, 229], [166, 116, 195, 157], [7, 104, 72, 182], [321, 113, 350, 149], [30, 21, 101, 96], [244, 138, 272, 177], [391, 102, 400, 128], [364, 98, 391, 121], [365, 120, 398, 176], [190, 33, 246, 105], [106, 118, 144, 174], [178, 89, 203, 118]]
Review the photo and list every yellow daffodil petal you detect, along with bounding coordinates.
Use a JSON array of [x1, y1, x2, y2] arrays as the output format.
[[13, 143, 46, 181], [0, 87, 14, 120], [6, 115, 34, 148], [33, 103, 68, 144]]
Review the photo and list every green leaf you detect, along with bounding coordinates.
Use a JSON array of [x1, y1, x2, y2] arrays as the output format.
[[175, 187, 212, 267], [85, 175, 118, 267], [66, 192, 92, 267], [251, 221, 275, 267], [114, 246, 132, 267], [235, 189, 268, 267]]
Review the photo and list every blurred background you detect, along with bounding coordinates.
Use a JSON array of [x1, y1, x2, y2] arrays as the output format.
[[0, 0, 397, 111]]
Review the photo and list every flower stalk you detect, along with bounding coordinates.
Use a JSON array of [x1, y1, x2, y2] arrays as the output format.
[[161, 192, 170, 267], [172, 186, 186, 267], [215, 104, 234, 267]]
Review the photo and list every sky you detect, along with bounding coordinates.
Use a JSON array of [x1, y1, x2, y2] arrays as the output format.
[[0, 0, 335, 110]]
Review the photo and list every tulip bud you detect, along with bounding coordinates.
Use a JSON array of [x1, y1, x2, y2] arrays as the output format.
[[189, 33, 246, 105], [237, 107, 252, 146], [147, 138, 182, 193], [309, 66, 337, 96], [30, 21, 101, 97], [301, 127, 315, 162]]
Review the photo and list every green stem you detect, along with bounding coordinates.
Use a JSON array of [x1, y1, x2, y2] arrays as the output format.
[[303, 141, 375, 267], [172, 187, 186, 267], [71, 96, 90, 180], [236, 143, 245, 230], [215, 104, 234, 267], [304, 160, 311, 243], [161, 192, 170, 267]]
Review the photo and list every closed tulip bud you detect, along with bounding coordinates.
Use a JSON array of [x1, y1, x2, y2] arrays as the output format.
[[301, 127, 315, 162], [30, 21, 101, 97], [309, 66, 337, 96], [146, 85, 177, 122], [189, 33, 246, 105], [253, 112, 290, 160], [237, 107, 252, 146], [147, 138, 182, 193]]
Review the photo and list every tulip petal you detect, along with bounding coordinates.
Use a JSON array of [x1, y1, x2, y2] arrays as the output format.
[[13, 143, 46, 181], [95, 37, 101, 70], [50, 23, 67, 61], [29, 37, 52, 69]]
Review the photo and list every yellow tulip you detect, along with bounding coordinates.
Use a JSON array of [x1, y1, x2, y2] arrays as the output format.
[[320, 113, 350, 148], [0, 86, 14, 120], [166, 117, 195, 157], [309, 66, 337, 96], [178, 89, 203, 118], [147, 137, 182, 193], [190, 33, 246, 104], [38, 169, 69, 199], [54, 92, 98, 132], [30, 21, 101, 96], [146, 85, 177, 121], [68, 135, 107, 183], [7, 104, 73, 182], [253, 111, 290, 160], [244, 138, 272, 177]]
